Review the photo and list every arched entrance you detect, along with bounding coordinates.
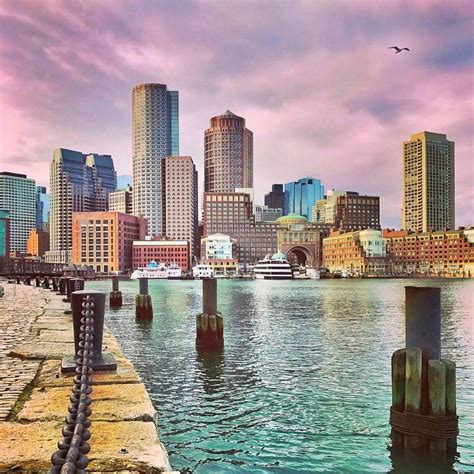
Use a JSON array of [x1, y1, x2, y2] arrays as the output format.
[[286, 246, 313, 267]]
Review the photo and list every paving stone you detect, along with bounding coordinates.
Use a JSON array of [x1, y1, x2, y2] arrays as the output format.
[[18, 382, 155, 423]]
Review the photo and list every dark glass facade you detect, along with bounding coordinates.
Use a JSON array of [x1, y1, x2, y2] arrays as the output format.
[[284, 178, 324, 221], [264, 184, 285, 210]]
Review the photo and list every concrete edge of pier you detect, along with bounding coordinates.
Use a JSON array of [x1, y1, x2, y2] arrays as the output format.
[[0, 284, 177, 474]]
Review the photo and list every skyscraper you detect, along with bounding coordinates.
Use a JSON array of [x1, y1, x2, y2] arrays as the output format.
[[284, 177, 324, 221], [264, 184, 285, 210], [402, 132, 455, 232], [0, 172, 36, 253], [164, 156, 198, 266], [132, 83, 179, 238], [48, 148, 116, 263], [35, 186, 49, 231], [204, 110, 253, 193]]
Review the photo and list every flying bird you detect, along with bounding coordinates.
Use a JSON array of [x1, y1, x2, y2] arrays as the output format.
[[388, 46, 410, 54]]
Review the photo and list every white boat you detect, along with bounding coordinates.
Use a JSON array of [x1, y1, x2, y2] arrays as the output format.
[[254, 252, 294, 280], [306, 268, 321, 279], [167, 263, 182, 279], [193, 264, 214, 279], [130, 261, 168, 279]]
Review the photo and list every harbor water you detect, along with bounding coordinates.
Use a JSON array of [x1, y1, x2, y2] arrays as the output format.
[[88, 279, 474, 473]]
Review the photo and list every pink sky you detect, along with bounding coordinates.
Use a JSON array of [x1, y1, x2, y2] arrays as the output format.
[[0, 0, 472, 228]]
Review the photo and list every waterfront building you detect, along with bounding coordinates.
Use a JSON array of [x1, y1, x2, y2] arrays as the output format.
[[384, 227, 474, 277], [109, 185, 133, 214], [132, 83, 179, 238], [47, 148, 117, 264], [164, 156, 198, 266], [402, 131, 455, 232], [132, 240, 189, 270], [284, 177, 324, 221], [36, 186, 49, 231], [276, 214, 323, 268], [26, 229, 49, 257], [313, 190, 380, 231], [72, 211, 146, 274], [0, 172, 36, 253], [255, 205, 283, 223], [203, 192, 278, 264], [0, 210, 10, 257], [204, 110, 253, 193], [264, 184, 285, 211], [323, 229, 389, 275], [200, 233, 238, 275]]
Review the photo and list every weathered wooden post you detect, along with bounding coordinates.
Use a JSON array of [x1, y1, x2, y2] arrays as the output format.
[[109, 275, 123, 309], [389, 286, 458, 456], [196, 278, 223, 350], [135, 277, 152, 319]]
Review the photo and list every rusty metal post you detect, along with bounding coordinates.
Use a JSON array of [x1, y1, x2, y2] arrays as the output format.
[[405, 286, 441, 360], [61, 290, 116, 373]]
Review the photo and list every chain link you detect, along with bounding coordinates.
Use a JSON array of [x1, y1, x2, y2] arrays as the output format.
[[50, 295, 95, 473]]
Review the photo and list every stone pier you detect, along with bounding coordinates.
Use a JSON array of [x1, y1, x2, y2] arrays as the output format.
[[0, 281, 174, 473]]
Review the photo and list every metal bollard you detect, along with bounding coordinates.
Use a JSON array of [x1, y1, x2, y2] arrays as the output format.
[[405, 286, 441, 360], [42, 277, 50, 289], [61, 290, 116, 373], [52, 277, 59, 292], [58, 276, 70, 296], [65, 278, 85, 314], [35, 277, 41, 287]]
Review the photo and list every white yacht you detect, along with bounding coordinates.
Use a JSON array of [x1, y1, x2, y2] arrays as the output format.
[[306, 268, 321, 279], [130, 261, 168, 279], [193, 264, 214, 279], [167, 263, 182, 279], [254, 253, 294, 280]]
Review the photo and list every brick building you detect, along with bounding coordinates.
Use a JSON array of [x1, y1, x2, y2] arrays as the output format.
[[132, 240, 190, 270], [72, 211, 147, 274], [26, 229, 50, 257]]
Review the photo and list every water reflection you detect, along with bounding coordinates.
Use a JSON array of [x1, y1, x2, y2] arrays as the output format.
[[195, 349, 225, 395]]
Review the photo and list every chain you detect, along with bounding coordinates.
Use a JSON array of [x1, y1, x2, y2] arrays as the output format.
[[50, 295, 96, 473]]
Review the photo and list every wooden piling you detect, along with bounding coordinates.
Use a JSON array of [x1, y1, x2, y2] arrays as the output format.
[[196, 279, 223, 349], [391, 349, 406, 445], [428, 360, 446, 451], [442, 359, 457, 449], [404, 347, 422, 449]]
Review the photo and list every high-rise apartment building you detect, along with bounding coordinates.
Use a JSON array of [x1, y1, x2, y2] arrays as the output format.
[[132, 83, 179, 238], [264, 184, 285, 210], [109, 186, 133, 214], [402, 131, 455, 232], [0, 172, 36, 253], [284, 177, 324, 221], [203, 192, 278, 263], [204, 110, 253, 193], [313, 190, 380, 231], [0, 210, 10, 257], [36, 186, 49, 231], [164, 156, 198, 266], [48, 148, 116, 263]]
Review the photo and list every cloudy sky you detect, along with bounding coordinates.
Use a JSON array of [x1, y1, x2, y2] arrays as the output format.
[[0, 0, 472, 227]]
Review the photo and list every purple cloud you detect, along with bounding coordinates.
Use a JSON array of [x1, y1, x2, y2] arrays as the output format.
[[0, 0, 472, 228]]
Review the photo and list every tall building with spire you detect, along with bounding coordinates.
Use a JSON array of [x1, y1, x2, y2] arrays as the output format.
[[402, 131, 455, 232], [204, 110, 253, 193], [48, 148, 116, 263], [132, 83, 179, 238]]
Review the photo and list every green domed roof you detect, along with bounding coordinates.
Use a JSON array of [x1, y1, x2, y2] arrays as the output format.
[[277, 213, 307, 223], [271, 252, 288, 260]]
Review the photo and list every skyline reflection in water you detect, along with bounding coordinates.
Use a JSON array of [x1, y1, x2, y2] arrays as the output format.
[[90, 278, 474, 473]]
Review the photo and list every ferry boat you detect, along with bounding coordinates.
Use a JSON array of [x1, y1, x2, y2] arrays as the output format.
[[167, 263, 182, 279], [130, 261, 168, 279], [192, 264, 214, 279], [254, 252, 294, 280]]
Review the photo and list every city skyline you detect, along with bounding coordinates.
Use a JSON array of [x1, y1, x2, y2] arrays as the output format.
[[0, 1, 472, 228]]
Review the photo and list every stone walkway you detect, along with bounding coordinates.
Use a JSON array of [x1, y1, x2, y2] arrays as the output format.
[[0, 282, 48, 420]]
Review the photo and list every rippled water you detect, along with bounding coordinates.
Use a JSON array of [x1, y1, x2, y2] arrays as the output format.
[[88, 279, 474, 473]]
